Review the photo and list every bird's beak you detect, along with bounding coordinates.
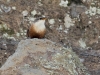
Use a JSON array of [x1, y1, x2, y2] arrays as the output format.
[[42, 17, 47, 20]]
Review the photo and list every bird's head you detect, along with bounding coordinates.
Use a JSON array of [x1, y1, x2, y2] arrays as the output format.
[[34, 17, 46, 22], [39, 17, 47, 20], [34, 17, 46, 25], [33, 17, 47, 29]]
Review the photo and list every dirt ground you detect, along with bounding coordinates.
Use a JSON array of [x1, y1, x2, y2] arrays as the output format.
[[0, 0, 100, 75]]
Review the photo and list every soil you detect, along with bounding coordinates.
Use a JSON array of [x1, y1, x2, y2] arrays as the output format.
[[0, 0, 100, 75]]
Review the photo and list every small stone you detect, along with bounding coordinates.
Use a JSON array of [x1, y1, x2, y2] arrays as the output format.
[[22, 10, 28, 16], [48, 19, 55, 24], [8, 37, 16, 41], [38, 1, 43, 6], [85, 11, 88, 14], [31, 10, 37, 16], [16, 33, 20, 37], [24, 30, 27, 33], [7, 0, 10, 2], [59, 0, 68, 7], [1, 4, 11, 13], [79, 38, 86, 48], [59, 25, 63, 30], [88, 21, 92, 24], [82, 0, 86, 2], [58, 19, 62, 22], [70, 4, 87, 18], [64, 14, 74, 28], [68, 54, 72, 58], [12, 6, 16, 10], [86, 6, 97, 16], [3, 43, 6, 46], [63, 30, 68, 34], [79, 58, 84, 62], [20, 33, 24, 35], [5, 52, 7, 55], [97, 8, 100, 14], [20, 28, 24, 33], [3, 33, 8, 37], [23, 33, 26, 35]]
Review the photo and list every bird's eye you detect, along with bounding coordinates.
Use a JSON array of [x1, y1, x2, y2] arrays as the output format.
[[39, 18, 43, 20], [39, 17, 46, 20]]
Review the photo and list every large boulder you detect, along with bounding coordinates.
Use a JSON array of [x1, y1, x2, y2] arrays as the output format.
[[0, 39, 90, 75]]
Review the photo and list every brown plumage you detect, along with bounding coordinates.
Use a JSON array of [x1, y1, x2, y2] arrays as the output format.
[[27, 17, 46, 38]]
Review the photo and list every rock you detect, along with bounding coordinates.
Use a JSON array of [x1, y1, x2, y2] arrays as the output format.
[[22, 10, 28, 17], [59, 0, 68, 7], [0, 39, 90, 75], [31, 10, 37, 16], [64, 14, 74, 28], [48, 19, 55, 24], [12, 6, 16, 10], [1, 4, 11, 13], [82, 0, 92, 6], [70, 3, 87, 18]]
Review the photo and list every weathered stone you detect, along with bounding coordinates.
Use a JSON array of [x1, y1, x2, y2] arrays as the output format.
[[0, 39, 90, 75], [70, 3, 87, 18]]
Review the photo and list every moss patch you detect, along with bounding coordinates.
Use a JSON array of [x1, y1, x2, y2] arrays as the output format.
[[68, 0, 83, 5], [0, 23, 15, 36]]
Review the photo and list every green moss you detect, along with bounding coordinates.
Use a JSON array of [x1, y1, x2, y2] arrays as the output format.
[[68, 0, 83, 6], [0, 24, 15, 36]]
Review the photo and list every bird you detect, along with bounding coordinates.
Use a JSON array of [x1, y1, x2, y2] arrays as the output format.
[[27, 17, 46, 38]]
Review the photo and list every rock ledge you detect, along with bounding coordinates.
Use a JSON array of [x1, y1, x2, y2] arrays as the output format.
[[0, 39, 90, 75]]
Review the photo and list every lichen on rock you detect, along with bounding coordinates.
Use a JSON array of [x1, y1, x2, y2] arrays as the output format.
[[0, 39, 90, 75]]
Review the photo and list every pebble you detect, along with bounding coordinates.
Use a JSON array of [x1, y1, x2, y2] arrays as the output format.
[[22, 10, 28, 16], [31, 10, 37, 16], [12, 6, 16, 10], [1, 4, 11, 13], [48, 19, 55, 24]]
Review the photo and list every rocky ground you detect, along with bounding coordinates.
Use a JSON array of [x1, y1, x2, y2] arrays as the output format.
[[0, 0, 100, 75]]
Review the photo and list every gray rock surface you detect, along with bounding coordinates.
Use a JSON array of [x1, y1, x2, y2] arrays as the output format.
[[0, 39, 90, 75]]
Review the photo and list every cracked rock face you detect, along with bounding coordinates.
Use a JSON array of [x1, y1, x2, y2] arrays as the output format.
[[0, 39, 90, 75]]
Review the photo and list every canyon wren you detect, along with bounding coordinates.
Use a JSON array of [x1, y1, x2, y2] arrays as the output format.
[[27, 17, 46, 38]]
